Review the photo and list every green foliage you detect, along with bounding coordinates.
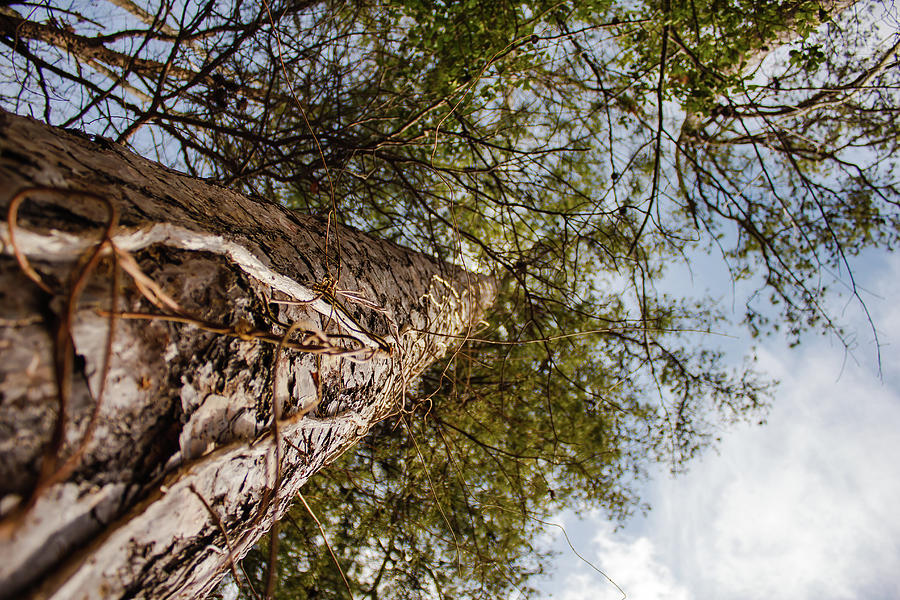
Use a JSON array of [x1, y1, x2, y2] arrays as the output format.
[[788, 43, 827, 71], [112, 0, 892, 597], [4, 0, 896, 595]]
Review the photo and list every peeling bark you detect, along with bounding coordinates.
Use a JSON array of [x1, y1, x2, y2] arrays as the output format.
[[0, 109, 496, 599]]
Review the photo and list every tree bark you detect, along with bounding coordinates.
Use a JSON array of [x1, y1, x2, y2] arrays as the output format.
[[0, 109, 496, 599]]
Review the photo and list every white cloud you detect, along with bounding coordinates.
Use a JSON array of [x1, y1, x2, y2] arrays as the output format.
[[693, 349, 900, 600], [543, 254, 900, 600], [548, 517, 691, 600], [592, 524, 692, 600], [545, 361, 900, 600], [639, 287, 900, 599]]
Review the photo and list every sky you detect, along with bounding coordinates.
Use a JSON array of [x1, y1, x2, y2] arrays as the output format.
[[538, 250, 900, 600], [535, 5, 900, 597], [4, 3, 897, 599]]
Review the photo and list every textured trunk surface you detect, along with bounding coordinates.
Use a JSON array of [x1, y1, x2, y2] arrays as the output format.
[[0, 110, 495, 599]]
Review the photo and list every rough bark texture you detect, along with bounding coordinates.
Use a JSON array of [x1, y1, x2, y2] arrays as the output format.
[[0, 110, 496, 599]]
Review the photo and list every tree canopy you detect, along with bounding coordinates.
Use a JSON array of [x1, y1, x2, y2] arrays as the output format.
[[2, 0, 898, 597]]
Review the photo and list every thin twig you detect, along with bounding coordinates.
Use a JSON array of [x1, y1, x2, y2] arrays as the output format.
[[402, 414, 463, 578], [297, 491, 355, 599], [189, 484, 262, 600]]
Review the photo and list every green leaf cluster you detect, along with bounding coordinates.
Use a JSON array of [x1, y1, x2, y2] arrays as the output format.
[[203, 0, 899, 597]]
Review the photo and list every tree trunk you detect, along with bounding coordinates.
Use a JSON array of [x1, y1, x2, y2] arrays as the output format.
[[0, 110, 496, 599]]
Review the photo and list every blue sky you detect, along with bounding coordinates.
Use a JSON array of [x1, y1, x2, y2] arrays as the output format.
[[533, 6, 900, 596], [3, 3, 896, 598], [538, 250, 900, 599]]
